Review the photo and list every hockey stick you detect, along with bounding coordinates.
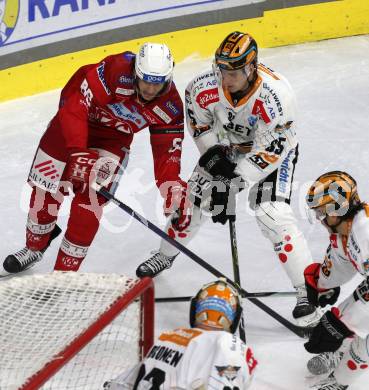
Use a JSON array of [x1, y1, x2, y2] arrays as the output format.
[[229, 218, 246, 343], [98, 187, 312, 338], [155, 291, 297, 302]]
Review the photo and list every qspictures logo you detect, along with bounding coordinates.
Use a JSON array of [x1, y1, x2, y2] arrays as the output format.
[[0, 0, 19, 45]]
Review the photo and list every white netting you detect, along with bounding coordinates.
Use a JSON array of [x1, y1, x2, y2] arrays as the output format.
[[0, 272, 145, 390]]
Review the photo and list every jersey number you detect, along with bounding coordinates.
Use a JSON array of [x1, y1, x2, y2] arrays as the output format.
[[265, 137, 286, 155], [80, 79, 93, 107], [133, 364, 166, 389]]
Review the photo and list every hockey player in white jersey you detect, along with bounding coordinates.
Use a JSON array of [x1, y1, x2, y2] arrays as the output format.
[[104, 279, 257, 389], [303, 171, 369, 390], [136, 31, 318, 326]]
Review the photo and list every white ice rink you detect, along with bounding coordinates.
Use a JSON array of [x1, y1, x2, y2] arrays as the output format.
[[1, 35, 369, 389]]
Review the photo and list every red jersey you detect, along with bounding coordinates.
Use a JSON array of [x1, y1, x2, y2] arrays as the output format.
[[53, 51, 184, 192]]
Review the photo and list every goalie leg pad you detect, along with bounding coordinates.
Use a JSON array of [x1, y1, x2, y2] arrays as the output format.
[[255, 201, 313, 287]]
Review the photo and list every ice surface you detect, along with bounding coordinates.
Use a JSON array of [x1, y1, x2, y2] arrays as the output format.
[[1, 35, 369, 389]]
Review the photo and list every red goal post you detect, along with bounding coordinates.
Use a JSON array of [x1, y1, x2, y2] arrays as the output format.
[[0, 272, 154, 390]]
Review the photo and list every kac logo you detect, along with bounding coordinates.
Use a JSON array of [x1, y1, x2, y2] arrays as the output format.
[[0, 0, 19, 45]]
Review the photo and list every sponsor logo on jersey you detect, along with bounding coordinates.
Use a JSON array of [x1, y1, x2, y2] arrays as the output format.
[[251, 99, 271, 124], [60, 256, 81, 269], [108, 103, 147, 127], [355, 279, 369, 302], [96, 62, 111, 95], [196, 88, 219, 109], [248, 115, 258, 127], [142, 110, 158, 124], [194, 72, 213, 83], [248, 153, 270, 170], [278, 148, 294, 193], [119, 75, 134, 84], [263, 83, 283, 116], [153, 105, 172, 124], [28, 152, 65, 193], [165, 101, 179, 115], [115, 87, 134, 96]]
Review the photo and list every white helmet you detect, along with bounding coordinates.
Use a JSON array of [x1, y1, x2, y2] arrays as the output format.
[[135, 42, 174, 84]]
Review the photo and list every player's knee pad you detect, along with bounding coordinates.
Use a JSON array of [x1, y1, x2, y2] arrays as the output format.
[[255, 201, 300, 242]]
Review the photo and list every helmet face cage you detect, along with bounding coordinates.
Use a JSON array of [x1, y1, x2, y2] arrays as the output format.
[[190, 279, 242, 333], [306, 171, 359, 219], [135, 42, 174, 85]]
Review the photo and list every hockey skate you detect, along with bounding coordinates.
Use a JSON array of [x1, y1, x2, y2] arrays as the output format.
[[136, 251, 178, 278], [293, 285, 322, 327], [2, 225, 62, 275], [307, 351, 344, 376], [312, 373, 348, 390]]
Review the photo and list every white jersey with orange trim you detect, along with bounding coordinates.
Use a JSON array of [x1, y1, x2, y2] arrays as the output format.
[[185, 64, 298, 185], [317, 205, 369, 337], [105, 327, 257, 389]]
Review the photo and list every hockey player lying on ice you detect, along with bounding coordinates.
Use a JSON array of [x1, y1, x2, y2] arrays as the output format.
[[3, 43, 188, 275], [303, 171, 369, 390], [136, 31, 319, 327], [104, 279, 257, 389]]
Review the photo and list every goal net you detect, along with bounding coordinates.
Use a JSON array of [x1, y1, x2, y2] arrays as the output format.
[[0, 272, 154, 390]]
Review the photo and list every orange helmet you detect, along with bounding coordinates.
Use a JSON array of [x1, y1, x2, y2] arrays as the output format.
[[190, 279, 242, 333], [215, 31, 257, 71], [306, 171, 360, 217]]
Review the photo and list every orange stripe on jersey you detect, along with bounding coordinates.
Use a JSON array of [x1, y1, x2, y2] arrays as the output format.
[[258, 64, 280, 80], [223, 75, 262, 108], [159, 328, 203, 347]]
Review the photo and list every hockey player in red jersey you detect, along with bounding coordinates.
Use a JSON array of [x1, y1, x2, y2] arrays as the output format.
[[303, 171, 369, 390], [2, 42, 187, 274], [136, 31, 319, 326], [104, 279, 257, 389]]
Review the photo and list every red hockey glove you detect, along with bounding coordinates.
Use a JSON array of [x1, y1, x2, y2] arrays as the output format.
[[65, 148, 99, 193], [164, 180, 192, 231], [304, 263, 340, 308], [304, 309, 354, 353]]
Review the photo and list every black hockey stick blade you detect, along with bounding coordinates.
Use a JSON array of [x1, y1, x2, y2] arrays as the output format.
[[98, 188, 313, 339], [155, 290, 297, 303]]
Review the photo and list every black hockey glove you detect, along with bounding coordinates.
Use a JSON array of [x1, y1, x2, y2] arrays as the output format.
[[199, 145, 243, 224], [198, 144, 236, 178], [210, 175, 237, 224], [304, 310, 354, 354], [304, 263, 340, 308]]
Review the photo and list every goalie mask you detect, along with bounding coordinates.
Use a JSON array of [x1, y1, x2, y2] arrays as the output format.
[[306, 171, 361, 224], [190, 279, 242, 333]]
